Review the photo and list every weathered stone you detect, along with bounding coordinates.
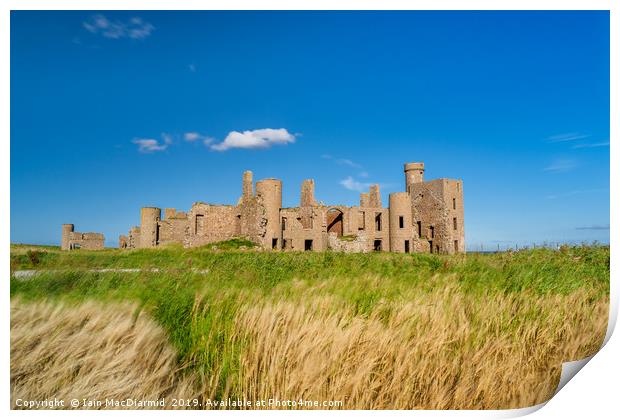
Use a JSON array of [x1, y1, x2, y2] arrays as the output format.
[[300, 179, 316, 207], [61, 224, 104, 250], [67, 161, 464, 254], [328, 232, 369, 253]]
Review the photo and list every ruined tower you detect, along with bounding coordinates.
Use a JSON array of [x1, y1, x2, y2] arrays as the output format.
[[61, 223, 74, 251], [256, 178, 282, 249], [404, 162, 425, 193], [242, 170, 254, 202], [164, 208, 177, 220], [300, 179, 316, 207], [140, 207, 161, 248], [359, 192, 370, 207], [369, 184, 381, 207]]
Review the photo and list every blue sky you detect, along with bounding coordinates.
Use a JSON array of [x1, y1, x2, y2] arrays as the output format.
[[11, 11, 610, 250]]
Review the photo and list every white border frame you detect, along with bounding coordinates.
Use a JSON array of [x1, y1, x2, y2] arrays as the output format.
[[2, 2, 616, 419]]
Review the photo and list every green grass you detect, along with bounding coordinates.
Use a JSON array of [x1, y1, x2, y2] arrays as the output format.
[[10, 243, 610, 403], [11, 243, 610, 296], [11, 243, 61, 250], [203, 238, 257, 250]]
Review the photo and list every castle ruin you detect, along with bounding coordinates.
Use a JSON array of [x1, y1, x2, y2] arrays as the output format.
[[104, 161, 464, 254], [60, 224, 105, 250]]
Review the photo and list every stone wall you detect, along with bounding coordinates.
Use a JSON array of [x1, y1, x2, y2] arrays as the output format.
[[280, 206, 327, 251], [358, 205, 390, 251], [389, 192, 414, 253], [61, 224, 104, 250], [159, 210, 188, 245], [238, 194, 268, 245], [327, 231, 369, 253], [127, 227, 140, 248], [441, 179, 465, 253], [185, 203, 240, 247], [107, 162, 465, 254], [410, 177, 464, 254]]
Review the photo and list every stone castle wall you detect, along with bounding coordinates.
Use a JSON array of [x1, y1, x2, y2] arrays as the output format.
[[61, 224, 105, 250], [159, 210, 188, 245], [185, 204, 240, 247], [63, 161, 465, 254]]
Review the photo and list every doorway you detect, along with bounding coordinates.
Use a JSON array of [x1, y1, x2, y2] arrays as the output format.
[[327, 208, 344, 237]]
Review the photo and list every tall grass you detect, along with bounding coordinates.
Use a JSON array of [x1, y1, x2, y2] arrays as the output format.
[[10, 299, 198, 409], [10, 245, 610, 409], [234, 287, 607, 409]]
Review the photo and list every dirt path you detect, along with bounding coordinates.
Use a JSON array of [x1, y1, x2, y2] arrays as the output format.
[[12, 268, 209, 279]]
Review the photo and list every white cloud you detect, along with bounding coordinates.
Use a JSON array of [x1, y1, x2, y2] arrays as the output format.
[[339, 176, 373, 192], [184, 132, 201, 142], [126, 17, 154, 39], [210, 128, 296, 152], [162, 133, 174, 145], [336, 158, 362, 168], [83, 14, 154, 40], [546, 188, 607, 200], [325, 155, 370, 183], [322, 154, 363, 169], [572, 141, 610, 149], [543, 159, 577, 173], [135, 128, 293, 153], [133, 138, 168, 153], [547, 133, 590, 143], [184, 132, 215, 145]]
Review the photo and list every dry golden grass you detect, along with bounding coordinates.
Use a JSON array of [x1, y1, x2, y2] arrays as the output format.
[[11, 287, 607, 410], [232, 284, 608, 409], [10, 299, 198, 409]]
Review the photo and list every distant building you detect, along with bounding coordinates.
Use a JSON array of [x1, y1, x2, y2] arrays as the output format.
[[61, 224, 105, 250], [103, 161, 464, 254]]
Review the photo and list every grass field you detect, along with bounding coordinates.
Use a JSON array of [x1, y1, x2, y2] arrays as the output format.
[[10, 242, 610, 409]]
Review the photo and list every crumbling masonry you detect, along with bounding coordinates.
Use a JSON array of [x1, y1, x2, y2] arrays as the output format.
[[61, 224, 105, 250], [103, 162, 464, 254]]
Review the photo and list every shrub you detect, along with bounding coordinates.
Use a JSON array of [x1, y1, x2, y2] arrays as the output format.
[[26, 250, 40, 266]]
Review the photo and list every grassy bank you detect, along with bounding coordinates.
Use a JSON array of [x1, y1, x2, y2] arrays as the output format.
[[10, 242, 609, 295], [10, 244, 610, 409]]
